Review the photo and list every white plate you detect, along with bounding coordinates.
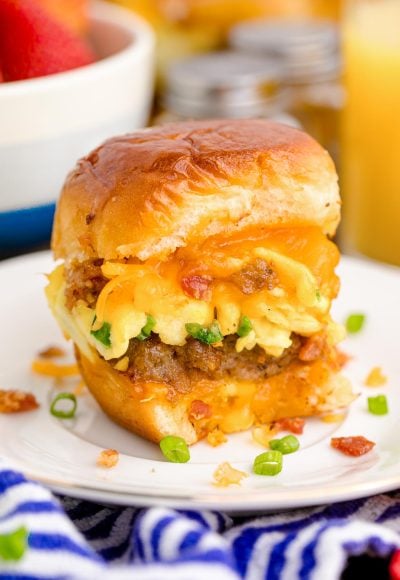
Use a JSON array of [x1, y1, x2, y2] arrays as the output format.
[[1, 251, 400, 513]]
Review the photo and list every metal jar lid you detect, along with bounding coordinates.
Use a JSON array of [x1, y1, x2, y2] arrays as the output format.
[[230, 20, 341, 83], [163, 51, 288, 119]]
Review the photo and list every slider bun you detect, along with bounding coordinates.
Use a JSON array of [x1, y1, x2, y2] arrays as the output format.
[[76, 346, 351, 445], [75, 347, 199, 445], [52, 119, 340, 263]]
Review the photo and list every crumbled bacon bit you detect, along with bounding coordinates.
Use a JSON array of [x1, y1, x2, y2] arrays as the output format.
[[230, 258, 278, 295], [331, 436, 375, 457], [298, 334, 326, 362], [97, 449, 119, 468], [181, 275, 212, 300], [336, 349, 351, 369], [38, 345, 66, 359], [207, 428, 227, 447], [0, 390, 39, 413], [189, 400, 212, 421], [365, 367, 387, 387], [64, 258, 106, 310], [274, 417, 305, 435], [213, 462, 248, 487]]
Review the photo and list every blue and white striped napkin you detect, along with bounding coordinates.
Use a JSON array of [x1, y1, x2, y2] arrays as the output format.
[[1, 464, 400, 579]]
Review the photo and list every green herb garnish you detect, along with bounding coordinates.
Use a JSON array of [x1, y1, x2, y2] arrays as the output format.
[[136, 314, 156, 341], [0, 527, 28, 562], [185, 320, 223, 345], [269, 434, 300, 455], [91, 321, 112, 347], [368, 394, 388, 416], [345, 313, 366, 334], [316, 289, 321, 301], [253, 450, 283, 476], [237, 316, 253, 337], [50, 393, 77, 419], [160, 435, 190, 463]]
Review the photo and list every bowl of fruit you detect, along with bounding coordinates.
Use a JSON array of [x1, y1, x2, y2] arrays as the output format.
[[0, 0, 154, 254]]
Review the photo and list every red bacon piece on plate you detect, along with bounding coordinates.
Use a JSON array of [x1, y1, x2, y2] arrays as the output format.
[[274, 417, 305, 435], [0, 389, 39, 413], [331, 436, 375, 457]]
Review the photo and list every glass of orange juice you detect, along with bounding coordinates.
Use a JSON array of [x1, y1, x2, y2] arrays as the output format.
[[341, 0, 400, 266]]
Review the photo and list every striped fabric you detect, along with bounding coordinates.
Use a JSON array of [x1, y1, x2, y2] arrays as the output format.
[[1, 466, 400, 579]]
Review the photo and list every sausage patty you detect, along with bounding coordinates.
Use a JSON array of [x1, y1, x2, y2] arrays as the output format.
[[121, 334, 303, 393]]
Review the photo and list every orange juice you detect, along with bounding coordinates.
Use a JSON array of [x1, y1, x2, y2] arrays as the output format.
[[112, 1, 341, 28], [342, 0, 400, 265]]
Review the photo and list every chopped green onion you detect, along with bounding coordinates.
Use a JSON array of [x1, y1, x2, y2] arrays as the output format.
[[91, 321, 112, 347], [345, 313, 366, 334], [185, 323, 203, 338], [269, 434, 300, 455], [136, 314, 156, 341], [50, 392, 77, 419], [185, 320, 223, 345], [160, 435, 190, 463], [0, 527, 28, 562], [237, 316, 253, 337], [368, 394, 388, 416], [253, 450, 283, 476], [316, 289, 321, 301]]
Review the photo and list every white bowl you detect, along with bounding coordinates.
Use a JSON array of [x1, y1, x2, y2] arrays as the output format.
[[0, 1, 154, 249]]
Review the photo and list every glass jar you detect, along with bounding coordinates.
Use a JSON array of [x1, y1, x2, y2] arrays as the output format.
[[155, 51, 299, 126], [341, 0, 400, 266], [230, 20, 343, 161]]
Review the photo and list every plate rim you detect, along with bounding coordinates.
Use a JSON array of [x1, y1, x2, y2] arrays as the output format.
[[14, 465, 400, 513]]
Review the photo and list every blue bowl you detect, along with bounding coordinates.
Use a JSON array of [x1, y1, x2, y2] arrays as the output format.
[[0, 203, 55, 252]]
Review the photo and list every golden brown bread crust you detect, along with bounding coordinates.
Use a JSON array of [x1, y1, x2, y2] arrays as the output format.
[[76, 347, 198, 444], [52, 119, 340, 262], [76, 345, 352, 445]]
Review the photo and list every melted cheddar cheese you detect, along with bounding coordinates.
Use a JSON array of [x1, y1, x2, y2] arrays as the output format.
[[46, 227, 344, 363]]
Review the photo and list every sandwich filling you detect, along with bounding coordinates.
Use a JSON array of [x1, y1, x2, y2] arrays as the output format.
[[46, 225, 352, 436]]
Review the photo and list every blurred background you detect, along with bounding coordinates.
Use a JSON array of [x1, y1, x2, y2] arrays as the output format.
[[0, 0, 399, 267]]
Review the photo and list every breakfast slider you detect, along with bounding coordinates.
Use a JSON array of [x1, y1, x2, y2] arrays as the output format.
[[46, 119, 353, 444]]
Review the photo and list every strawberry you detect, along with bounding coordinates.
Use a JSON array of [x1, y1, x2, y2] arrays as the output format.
[[0, 0, 96, 82], [391, 550, 400, 580]]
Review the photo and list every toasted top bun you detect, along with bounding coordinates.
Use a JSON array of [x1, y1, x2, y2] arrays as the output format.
[[52, 119, 340, 262]]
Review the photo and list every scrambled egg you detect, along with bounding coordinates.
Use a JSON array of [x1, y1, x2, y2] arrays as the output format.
[[46, 247, 343, 363]]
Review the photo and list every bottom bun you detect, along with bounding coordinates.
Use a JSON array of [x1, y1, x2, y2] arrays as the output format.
[[76, 346, 354, 445]]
